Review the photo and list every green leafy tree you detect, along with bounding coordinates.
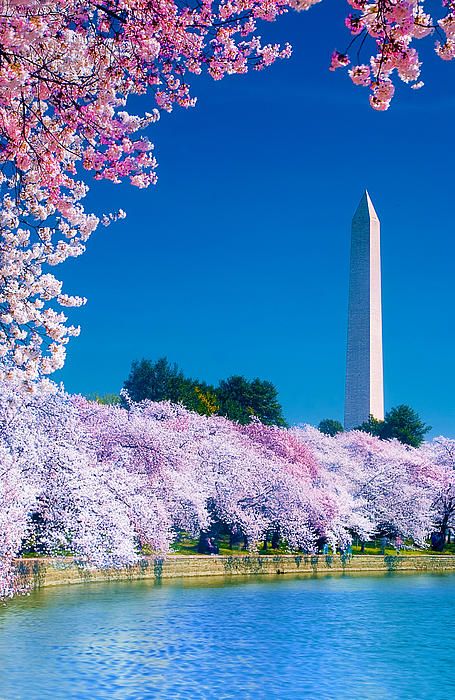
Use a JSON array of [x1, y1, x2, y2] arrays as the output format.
[[216, 375, 286, 426], [176, 379, 219, 415], [356, 415, 385, 438], [123, 357, 218, 415], [318, 419, 344, 436], [357, 405, 431, 447], [123, 357, 187, 404], [123, 360, 286, 425], [381, 405, 431, 447], [194, 386, 220, 416]]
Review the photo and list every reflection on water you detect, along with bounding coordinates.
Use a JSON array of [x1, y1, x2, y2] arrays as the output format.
[[1, 573, 455, 699]]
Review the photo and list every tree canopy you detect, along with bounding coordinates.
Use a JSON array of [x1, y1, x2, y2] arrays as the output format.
[[216, 375, 286, 426], [318, 419, 344, 437], [123, 358, 286, 426], [381, 405, 431, 447], [124, 358, 187, 404], [357, 405, 431, 447], [2, 378, 452, 599]]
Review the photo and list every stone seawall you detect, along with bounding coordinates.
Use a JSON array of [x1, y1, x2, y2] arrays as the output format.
[[13, 554, 455, 591]]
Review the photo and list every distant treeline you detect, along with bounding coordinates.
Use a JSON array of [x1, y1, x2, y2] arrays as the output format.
[[90, 357, 431, 447], [318, 406, 430, 447], [91, 357, 286, 426]]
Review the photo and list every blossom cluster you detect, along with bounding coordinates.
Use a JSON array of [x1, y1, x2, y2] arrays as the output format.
[[0, 0, 292, 381], [1, 1, 453, 380], [1, 379, 453, 599], [323, 0, 455, 110]]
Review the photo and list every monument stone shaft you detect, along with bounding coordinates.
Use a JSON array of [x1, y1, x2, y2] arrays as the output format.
[[344, 191, 384, 430]]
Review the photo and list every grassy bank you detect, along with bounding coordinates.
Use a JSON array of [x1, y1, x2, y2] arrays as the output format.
[[170, 534, 455, 557]]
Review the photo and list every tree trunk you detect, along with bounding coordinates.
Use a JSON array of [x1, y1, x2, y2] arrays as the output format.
[[197, 530, 209, 554], [431, 515, 449, 552], [271, 529, 280, 549]]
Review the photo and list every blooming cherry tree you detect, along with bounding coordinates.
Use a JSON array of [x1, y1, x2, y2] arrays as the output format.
[[1, 1, 454, 379], [0, 388, 342, 597], [0, 0, 291, 380], [0, 380, 452, 600], [420, 437, 455, 549], [300, 425, 433, 546], [0, 382, 196, 597], [297, 425, 374, 548], [336, 429, 433, 544], [325, 0, 455, 110]]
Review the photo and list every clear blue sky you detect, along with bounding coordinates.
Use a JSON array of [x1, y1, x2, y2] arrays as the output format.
[[56, 1, 455, 437]]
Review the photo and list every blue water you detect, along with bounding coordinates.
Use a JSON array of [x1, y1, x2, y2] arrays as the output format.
[[1, 573, 455, 699]]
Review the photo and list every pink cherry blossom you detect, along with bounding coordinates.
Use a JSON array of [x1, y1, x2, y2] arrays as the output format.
[[0, 1, 454, 379], [349, 64, 371, 86], [0, 0, 292, 380], [329, 50, 350, 71], [1, 376, 451, 600]]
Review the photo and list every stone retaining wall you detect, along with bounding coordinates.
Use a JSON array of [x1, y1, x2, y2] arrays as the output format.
[[13, 554, 455, 591]]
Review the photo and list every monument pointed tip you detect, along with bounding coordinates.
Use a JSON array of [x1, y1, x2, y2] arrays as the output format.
[[353, 190, 379, 222]]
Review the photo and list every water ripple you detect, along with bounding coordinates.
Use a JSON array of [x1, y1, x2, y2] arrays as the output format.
[[1, 573, 455, 699]]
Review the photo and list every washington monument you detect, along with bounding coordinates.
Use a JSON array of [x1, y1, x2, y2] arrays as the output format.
[[344, 191, 384, 430]]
